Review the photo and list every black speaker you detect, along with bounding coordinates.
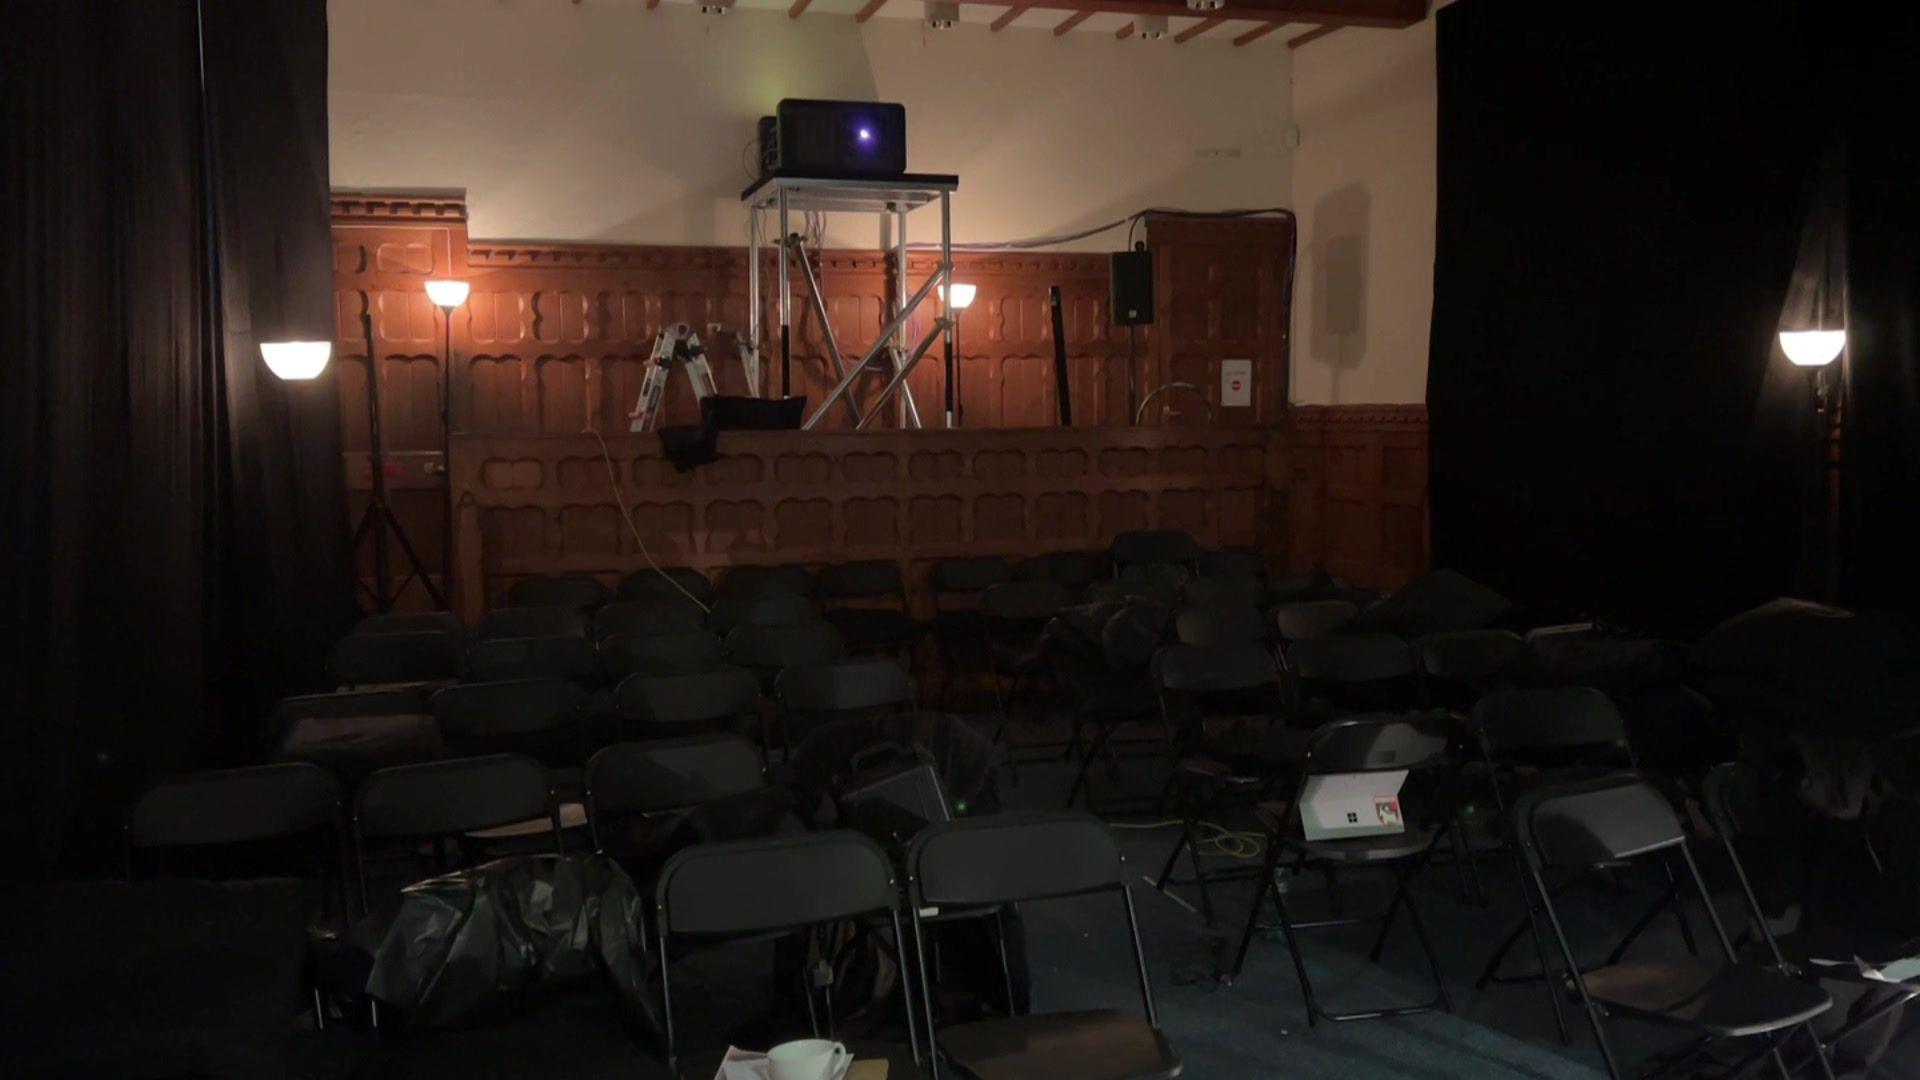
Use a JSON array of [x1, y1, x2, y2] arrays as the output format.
[[1110, 250, 1154, 326]]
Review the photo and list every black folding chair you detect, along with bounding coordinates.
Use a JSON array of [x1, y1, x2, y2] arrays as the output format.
[[979, 580, 1071, 781], [1014, 551, 1106, 596], [717, 563, 813, 599], [466, 634, 600, 682], [615, 666, 766, 747], [1181, 573, 1269, 612], [593, 598, 707, 640], [908, 812, 1180, 1080], [1149, 643, 1300, 926], [654, 831, 919, 1074], [1415, 628, 1529, 710], [600, 629, 726, 679], [1224, 716, 1460, 1027], [1108, 529, 1202, 578], [724, 621, 848, 696], [1283, 632, 1424, 715], [1171, 601, 1268, 648], [1704, 763, 1919, 1074], [1516, 775, 1835, 1080], [1272, 599, 1360, 644], [776, 658, 915, 748], [585, 734, 767, 854], [1092, 563, 1189, 606], [707, 591, 818, 637], [817, 560, 922, 657], [270, 686, 445, 785], [619, 566, 716, 606], [328, 629, 462, 688], [927, 555, 1014, 707], [505, 574, 611, 610], [474, 604, 591, 641], [430, 678, 591, 766], [350, 753, 561, 917]]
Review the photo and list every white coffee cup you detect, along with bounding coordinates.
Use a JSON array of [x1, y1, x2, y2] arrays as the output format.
[[766, 1038, 852, 1080]]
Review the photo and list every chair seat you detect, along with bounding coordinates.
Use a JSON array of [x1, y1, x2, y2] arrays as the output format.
[[939, 1008, 1181, 1080], [827, 608, 923, 651], [275, 713, 446, 786], [1581, 960, 1832, 1037], [1191, 721, 1309, 773], [1254, 802, 1439, 864]]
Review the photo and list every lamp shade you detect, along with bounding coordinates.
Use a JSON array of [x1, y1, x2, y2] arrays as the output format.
[[424, 279, 470, 309], [1780, 329, 1845, 367], [260, 340, 332, 381], [940, 282, 977, 310]]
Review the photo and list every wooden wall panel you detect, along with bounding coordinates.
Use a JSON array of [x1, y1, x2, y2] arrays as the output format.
[[1284, 405, 1430, 590]]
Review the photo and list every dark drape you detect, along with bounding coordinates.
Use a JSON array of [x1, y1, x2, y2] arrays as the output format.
[[1427, 0, 1912, 636], [0, 0, 349, 875]]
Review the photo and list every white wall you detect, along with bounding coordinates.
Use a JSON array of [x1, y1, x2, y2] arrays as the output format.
[[1287, 19, 1435, 405], [327, 0, 1292, 251]]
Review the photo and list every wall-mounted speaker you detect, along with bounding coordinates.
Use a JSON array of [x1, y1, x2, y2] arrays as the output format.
[[1110, 250, 1154, 326]]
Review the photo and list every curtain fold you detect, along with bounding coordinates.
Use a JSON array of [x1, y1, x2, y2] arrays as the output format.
[[0, 0, 346, 875]]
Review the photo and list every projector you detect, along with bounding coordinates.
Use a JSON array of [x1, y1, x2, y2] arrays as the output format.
[[757, 99, 907, 180]]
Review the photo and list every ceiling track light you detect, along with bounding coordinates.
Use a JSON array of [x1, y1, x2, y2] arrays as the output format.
[[923, 0, 958, 28], [1186, 0, 1225, 8], [699, 0, 733, 13], [1136, 14, 1169, 38]]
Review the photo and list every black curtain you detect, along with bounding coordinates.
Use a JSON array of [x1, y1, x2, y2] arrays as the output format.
[[1428, 0, 1920, 636], [1, 0, 350, 876]]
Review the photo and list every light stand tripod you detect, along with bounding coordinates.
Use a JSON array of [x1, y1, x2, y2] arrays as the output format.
[[629, 323, 720, 432], [350, 308, 446, 612]]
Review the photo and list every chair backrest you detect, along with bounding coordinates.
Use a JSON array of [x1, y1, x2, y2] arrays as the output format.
[[593, 599, 707, 640], [353, 753, 554, 841], [929, 555, 1012, 596], [1285, 633, 1416, 683], [776, 658, 914, 714], [352, 611, 465, 638], [1109, 529, 1203, 571], [1473, 686, 1628, 759], [619, 567, 716, 605], [1172, 602, 1267, 647], [1181, 574, 1267, 611], [467, 634, 601, 681], [274, 686, 436, 725], [1701, 761, 1772, 842], [910, 812, 1124, 906], [1416, 629, 1529, 690], [1514, 773, 1684, 870], [724, 622, 847, 673], [505, 574, 611, 610], [1273, 599, 1360, 643], [718, 564, 813, 599], [1200, 549, 1267, 581], [587, 734, 766, 817], [1014, 551, 1105, 591], [980, 580, 1071, 624], [131, 763, 341, 849], [707, 591, 817, 635], [615, 667, 761, 729], [816, 560, 906, 600], [657, 830, 896, 935], [328, 630, 462, 686], [600, 630, 725, 678], [1302, 715, 1455, 777], [476, 604, 590, 641], [430, 679, 587, 763], [1152, 643, 1280, 694]]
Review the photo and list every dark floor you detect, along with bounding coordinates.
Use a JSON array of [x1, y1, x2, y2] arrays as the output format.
[[293, 714, 1920, 1079]]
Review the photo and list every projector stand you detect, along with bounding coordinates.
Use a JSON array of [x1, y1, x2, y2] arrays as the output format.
[[741, 173, 959, 430], [628, 324, 719, 432]]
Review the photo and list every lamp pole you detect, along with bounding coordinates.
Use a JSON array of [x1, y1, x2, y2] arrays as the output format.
[[425, 280, 471, 608]]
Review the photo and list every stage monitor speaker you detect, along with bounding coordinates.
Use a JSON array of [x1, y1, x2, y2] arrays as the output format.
[[1111, 250, 1154, 326]]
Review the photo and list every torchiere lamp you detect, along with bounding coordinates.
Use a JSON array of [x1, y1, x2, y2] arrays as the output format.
[[939, 282, 976, 427]]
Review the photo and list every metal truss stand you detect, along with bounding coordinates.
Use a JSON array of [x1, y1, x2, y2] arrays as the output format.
[[628, 324, 719, 432], [741, 173, 959, 430]]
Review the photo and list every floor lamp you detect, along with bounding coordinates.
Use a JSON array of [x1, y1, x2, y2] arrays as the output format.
[[425, 279, 470, 606], [939, 282, 975, 427]]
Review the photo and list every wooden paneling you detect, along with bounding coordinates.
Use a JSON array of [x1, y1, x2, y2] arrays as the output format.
[[449, 427, 1286, 619], [1284, 404, 1428, 589]]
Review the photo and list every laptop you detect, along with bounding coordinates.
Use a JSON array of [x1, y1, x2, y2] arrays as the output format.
[[1299, 770, 1410, 841]]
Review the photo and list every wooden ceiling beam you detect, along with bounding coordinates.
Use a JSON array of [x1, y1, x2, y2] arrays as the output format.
[[1286, 23, 1341, 47], [991, 4, 1030, 29], [645, 0, 659, 9], [1007, 0, 1421, 27], [854, 0, 888, 22], [1053, 9, 1093, 34], [789, 0, 812, 15], [1115, 21, 1134, 38], [1232, 21, 1283, 45], [1174, 15, 1224, 42]]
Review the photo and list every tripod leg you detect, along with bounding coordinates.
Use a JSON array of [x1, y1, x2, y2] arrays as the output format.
[[377, 503, 447, 609]]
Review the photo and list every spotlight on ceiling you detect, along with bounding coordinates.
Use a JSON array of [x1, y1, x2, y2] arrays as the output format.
[[923, 0, 959, 28], [1186, 0, 1225, 8], [1136, 14, 1169, 38], [699, 0, 733, 13]]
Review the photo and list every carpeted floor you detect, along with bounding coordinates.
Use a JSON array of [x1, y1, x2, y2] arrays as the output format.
[[290, 714, 1920, 1079]]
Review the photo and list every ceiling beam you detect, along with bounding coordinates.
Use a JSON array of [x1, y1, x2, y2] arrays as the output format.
[[1006, 0, 1421, 27], [1174, 15, 1224, 42], [1286, 23, 1341, 47], [854, 0, 888, 22], [645, 0, 659, 9], [1053, 9, 1093, 34], [1115, 21, 1134, 38], [1232, 21, 1283, 45], [789, 0, 811, 15], [991, 4, 1029, 29]]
